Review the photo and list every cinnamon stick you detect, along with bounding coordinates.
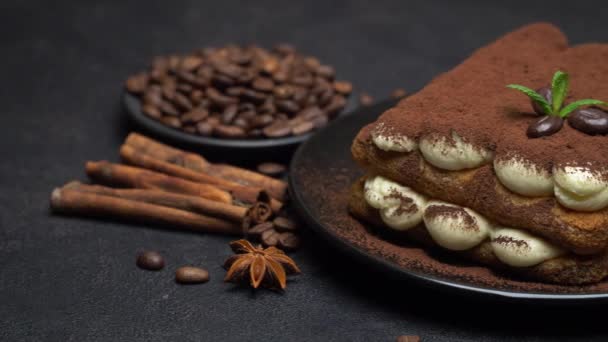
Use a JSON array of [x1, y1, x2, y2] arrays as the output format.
[[124, 133, 288, 200], [124, 133, 209, 172], [120, 144, 283, 212], [63, 181, 248, 223], [50, 187, 242, 235], [85, 161, 233, 204]]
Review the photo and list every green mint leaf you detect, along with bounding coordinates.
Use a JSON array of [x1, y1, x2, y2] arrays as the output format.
[[559, 99, 607, 117], [551, 70, 568, 113], [506, 84, 553, 115]]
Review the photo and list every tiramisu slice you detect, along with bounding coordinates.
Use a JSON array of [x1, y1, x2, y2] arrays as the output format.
[[348, 23, 608, 285]]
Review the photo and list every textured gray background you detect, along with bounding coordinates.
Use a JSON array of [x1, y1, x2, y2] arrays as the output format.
[[1, 0, 608, 341]]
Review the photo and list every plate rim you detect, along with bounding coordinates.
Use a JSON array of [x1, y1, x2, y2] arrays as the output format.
[[123, 91, 312, 149], [288, 99, 608, 303]]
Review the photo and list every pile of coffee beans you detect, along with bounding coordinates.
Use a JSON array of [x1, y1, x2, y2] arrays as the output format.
[[247, 215, 301, 250], [125, 44, 352, 139]]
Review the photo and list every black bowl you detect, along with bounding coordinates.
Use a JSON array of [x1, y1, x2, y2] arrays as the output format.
[[123, 91, 341, 163]]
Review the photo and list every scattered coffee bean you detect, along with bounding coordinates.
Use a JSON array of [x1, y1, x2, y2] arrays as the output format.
[[390, 88, 407, 99], [568, 108, 608, 135], [532, 86, 552, 115], [175, 266, 210, 284], [359, 93, 374, 106], [333, 81, 353, 95], [257, 162, 286, 177], [527, 115, 563, 138], [126, 44, 352, 139], [261, 228, 280, 247], [136, 250, 165, 271], [278, 232, 301, 251], [396, 335, 420, 342], [248, 221, 275, 237], [273, 216, 298, 232]]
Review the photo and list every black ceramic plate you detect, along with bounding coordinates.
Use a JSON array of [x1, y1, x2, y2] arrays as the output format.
[[289, 99, 608, 303], [124, 91, 320, 162]]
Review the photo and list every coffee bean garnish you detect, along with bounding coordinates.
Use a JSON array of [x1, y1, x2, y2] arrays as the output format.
[[175, 266, 210, 284], [260, 228, 280, 247], [527, 115, 563, 138], [136, 250, 165, 271], [568, 108, 608, 135], [532, 86, 552, 115], [247, 221, 275, 237], [126, 44, 352, 139], [256, 162, 286, 177]]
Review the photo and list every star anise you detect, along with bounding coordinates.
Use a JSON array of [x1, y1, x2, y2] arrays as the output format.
[[223, 239, 301, 290]]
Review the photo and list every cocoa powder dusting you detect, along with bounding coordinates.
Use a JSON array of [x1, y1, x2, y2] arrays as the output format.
[[425, 205, 478, 232], [384, 189, 417, 215], [492, 236, 531, 250], [372, 23, 608, 173], [293, 160, 608, 294]]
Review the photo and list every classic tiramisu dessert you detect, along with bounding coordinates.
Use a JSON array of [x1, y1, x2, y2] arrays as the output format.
[[348, 23, 608, 285]]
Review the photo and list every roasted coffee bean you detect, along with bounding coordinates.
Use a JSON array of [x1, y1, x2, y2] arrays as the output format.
[[161, 84, 176, 101], [142, 103, 162, 119], [214, 124, 246, 138], [310, 114, 328, 128], [136, 250, 165, 270], [291, 121, 314, 135], [333, 81, 353, 95], [177, 83, 193, 94], [149, 68, 166, 83], [261, 57, 279, 75], [237, 110, 257, 121], [233, 117, 249, 129], [196, 121, 213, 136], [159, 101, 180, 116], [291, 73, 314, 87], [250, 114, 274, 128], [273, 84, 294, 99], [190, 89, 204, 104], [292, 87, 309, 105], [207, 116, 221, 127], [180, 56, 203, 71], [225, 87, 243, 97], [323, 95, 347, 117], [196, 65, 214, 79], [237, 68, 256, 84], [568, 108, 608, 135], [318, 88, 334, 107], [274, 216, 298, 232], [278, 232, 301, 251], [298, 106, 324, 120], [396, 335, 420, 342], [315, 65, 335, 79], [181, 108, 209, 124], [304, 56, 321, 69], [173, 92, 193, 111], [221, 104, 238, 124], [260, 229, 280, 247], [263, 120, 291, 138], [527, 115, 563, 138], [241, 89, 266, 105], [359, 93, 374, 106], [213, 62, 242, 79], [167, 55, 181, 71], [175, 266, 210, 284], [248, 222, 275, 237], [257, 162, 286, 177], [239, 102, 256, 112], [182, 125, 196, 134], [125, 72, 149, 94], [258, 98, 276, 114], [391, 88, 407, 99], [276, 100, 300, 114], [161, 116, 182, 128], [206, 88, 237, 107], [532, 86, 552, 115], [252, 77, 275, 92], [212, 74, 236, 89], [274, 43, 296, 56]]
